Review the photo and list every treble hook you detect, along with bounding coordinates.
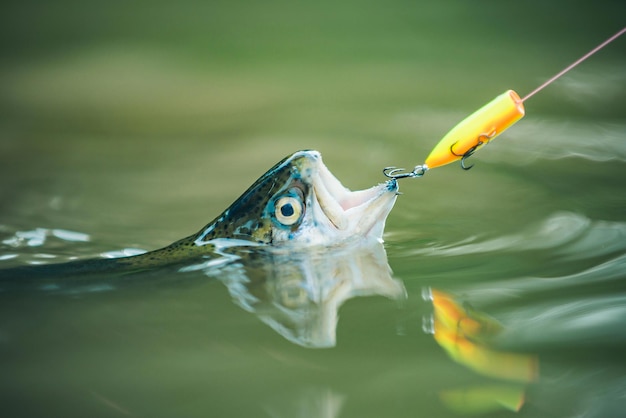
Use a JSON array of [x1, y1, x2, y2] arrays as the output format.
[[449, 131, 495, 170], [450, 141, 482, 170], [383, 165, 428, 179]]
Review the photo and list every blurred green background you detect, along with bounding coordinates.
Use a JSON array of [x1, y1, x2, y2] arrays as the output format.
[[1, 2, 625, 418], [1, 0, 624, 245]]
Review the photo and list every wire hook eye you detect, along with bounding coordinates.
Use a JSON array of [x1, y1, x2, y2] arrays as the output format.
[[383, 167, 411, 179], [383, 166, 427, 179]]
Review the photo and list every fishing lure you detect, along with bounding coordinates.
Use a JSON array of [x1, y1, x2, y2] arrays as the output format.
[[425, 89, 524, 170], [385, 27, 625, 177]]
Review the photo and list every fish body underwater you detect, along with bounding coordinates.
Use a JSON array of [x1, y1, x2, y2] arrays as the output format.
[[0, 150, 399, 281]]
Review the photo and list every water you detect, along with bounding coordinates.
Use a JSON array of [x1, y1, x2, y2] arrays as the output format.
[[1, 1, 626, 417]]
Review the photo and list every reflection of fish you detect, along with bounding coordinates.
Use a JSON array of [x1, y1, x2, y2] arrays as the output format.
[[1, 150, 398, 280], [203, 240, 406, 348]]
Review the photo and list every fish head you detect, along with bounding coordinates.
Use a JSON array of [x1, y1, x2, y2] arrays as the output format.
[[196, 150, 399, 246]]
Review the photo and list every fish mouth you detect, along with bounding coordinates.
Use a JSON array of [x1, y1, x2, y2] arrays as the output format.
[[311, 154, 399, 237]]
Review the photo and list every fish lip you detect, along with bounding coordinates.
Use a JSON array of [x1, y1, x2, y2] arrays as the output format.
[[312, 157, 398, 232]]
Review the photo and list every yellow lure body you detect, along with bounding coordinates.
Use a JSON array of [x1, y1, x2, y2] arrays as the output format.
[[425, 90, 525, 169]]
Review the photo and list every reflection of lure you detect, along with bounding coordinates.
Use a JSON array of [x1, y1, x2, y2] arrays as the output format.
[[430, 288, 502, 340], [427, 288, 539, 415], [430, 289, 539, 384], [433, 317, 539, 383], [440, 384, 526, 415]]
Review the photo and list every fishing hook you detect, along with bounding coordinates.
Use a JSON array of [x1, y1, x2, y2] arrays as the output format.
[[449, 141, 481, 170], [449, 131, 495, 170], [383, 165, 428, 179]]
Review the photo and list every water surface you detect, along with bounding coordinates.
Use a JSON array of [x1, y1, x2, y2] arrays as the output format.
[[1, 1, 625, 417]]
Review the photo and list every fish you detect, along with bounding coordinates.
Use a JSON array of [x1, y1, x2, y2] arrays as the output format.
[[0, 150, 399, 281]]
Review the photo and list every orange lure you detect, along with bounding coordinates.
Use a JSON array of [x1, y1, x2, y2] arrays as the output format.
[[424, 90, 525, 169], [383, 27, 625, 178]]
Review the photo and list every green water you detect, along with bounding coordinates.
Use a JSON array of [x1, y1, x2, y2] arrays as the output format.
[[1, 1, 626, 417]]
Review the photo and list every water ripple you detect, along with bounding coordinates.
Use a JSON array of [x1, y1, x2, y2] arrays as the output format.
[[2, 227, 90, 248], [408, 211, 626, 260], [466, 253, 626, 299], [497, 293, 626, 347], [490, 119, 626, 164]]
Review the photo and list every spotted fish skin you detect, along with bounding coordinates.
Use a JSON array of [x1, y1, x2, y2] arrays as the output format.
[[105, 152, 302, 270], [0, 150, 399, 280]]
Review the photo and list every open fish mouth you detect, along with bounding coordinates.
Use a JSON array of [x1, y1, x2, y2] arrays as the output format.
[[308, 152, 399, 239]]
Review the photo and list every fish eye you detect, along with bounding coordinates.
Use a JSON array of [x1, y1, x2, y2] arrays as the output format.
[[274, 196, 303, 226]]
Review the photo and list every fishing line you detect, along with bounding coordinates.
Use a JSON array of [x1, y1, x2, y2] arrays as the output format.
[[522, 27, 626, 102], [384, 27, 625, 178]]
